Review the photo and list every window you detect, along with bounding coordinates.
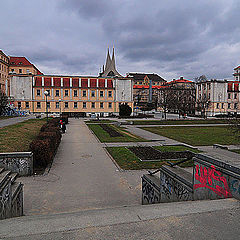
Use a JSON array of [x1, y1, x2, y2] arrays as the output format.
[[216, 103, 219, 109], [27, 69, 30, 73], [65, 102, 68, 108], [82, 90, 87, 97], [234, 103, 238, 109], [83, 102, 86, 108], [19, 69, 22, 73], [47, 102, 50, 109], [108, 91, 112, 97], [74, 102, 78, 108], [37, 89, 41, 96], [25, 102, 29, 108], [100, 91, 104, 97], [65, 90, 69, 96], [74, 90, 78, 97], [100, 102, 104, 108], [91, 90, 95, 97], [228, 93, 231, 99], [37, 102, 41, 109], [234, 93, 237, 99], [222, 103, 224, 109], [55, 90, 60, 97], [56, 102, 59, 109], [91, 102, 95, 108], [18, 102, 21, 109], [228, 103, 231, 109], [208, 93, 210, 99], [108, 102, 112, 108]]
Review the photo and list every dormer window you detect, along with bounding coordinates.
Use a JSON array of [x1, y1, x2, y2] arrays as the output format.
[[19, 62, 22, 65]]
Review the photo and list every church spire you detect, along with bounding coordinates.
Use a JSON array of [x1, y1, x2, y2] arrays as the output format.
[[112, 46, 116, 69], [105, 47, 111, 72]]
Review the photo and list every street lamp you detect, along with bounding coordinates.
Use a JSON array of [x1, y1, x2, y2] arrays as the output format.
[[59, 99, 62, 117], [44, 90, 49, 122]]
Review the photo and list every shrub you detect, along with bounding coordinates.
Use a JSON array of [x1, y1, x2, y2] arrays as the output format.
[[29, 139, 52, 168], [37, 132, 59, 152], [119, 103, 132, 117]]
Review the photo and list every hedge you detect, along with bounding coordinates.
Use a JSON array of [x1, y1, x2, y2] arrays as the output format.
[[29, 118, 62, 170]]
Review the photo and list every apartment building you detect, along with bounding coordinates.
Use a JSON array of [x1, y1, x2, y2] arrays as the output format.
[[233, 65, 240, 81], [9, 56, 42, 75], [0, 50, 10, 94], [9, 75, 133, 116], [196, 79, 240, 116]]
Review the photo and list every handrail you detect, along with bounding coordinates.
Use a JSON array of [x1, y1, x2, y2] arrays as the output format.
[[148, 152, 194, 175]]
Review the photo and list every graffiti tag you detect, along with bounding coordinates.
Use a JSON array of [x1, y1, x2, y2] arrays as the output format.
[[194, 164, 232, 198]]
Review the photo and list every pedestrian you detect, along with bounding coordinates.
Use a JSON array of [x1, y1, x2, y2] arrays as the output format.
[[62, 122, 66, 133]]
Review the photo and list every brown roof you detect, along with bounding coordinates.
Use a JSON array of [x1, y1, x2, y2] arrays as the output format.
[[127, 73, 166, 82]]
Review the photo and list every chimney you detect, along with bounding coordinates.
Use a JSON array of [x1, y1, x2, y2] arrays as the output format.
[[180, 76, 183, 80]]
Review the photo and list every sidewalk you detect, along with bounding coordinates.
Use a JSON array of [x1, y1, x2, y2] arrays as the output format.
[[19, 119, 144, 216], [0, 115, 36, 128]]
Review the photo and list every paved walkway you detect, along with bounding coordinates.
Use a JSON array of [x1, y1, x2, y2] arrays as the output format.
[[19, 119, 144, 216], [1, 198, 239, 239], [0, 115, 36, 128]]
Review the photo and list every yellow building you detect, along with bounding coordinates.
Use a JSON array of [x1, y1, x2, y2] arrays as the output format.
[[9, 56, 42, 75], [9, 75, 133, 117], [0, 50, 10, 95]]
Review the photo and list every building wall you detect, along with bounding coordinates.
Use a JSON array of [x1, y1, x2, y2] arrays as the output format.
[[9, 65, 38, 75], [9, 75, 133, 115], [0, 51, 9, 95]]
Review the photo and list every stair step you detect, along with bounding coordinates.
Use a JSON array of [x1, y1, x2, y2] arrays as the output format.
[[0, 170, 11, 189], [11, 182, 23, 201], [0, 167, 4, 174], [9, 172, 18, 183], [161, 165, 193, 189]]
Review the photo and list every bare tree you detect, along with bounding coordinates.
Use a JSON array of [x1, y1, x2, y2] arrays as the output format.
[[196, 94, 211, 119], [194, 75, 208, 83]]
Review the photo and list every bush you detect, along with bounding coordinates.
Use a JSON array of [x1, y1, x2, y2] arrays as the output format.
[[119, 103, 132, 117], [29, 118, 62, 171], [29, 139, 52, 168]]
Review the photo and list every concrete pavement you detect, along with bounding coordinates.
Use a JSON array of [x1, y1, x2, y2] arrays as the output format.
[[0, 115, 36, 128], [20, 119, 144, 216], [1, 198, 239, 239]]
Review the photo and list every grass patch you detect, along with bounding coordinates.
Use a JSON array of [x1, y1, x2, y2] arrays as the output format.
[[154, 145, 201, 153], [106, 146, 195, 170], [142, 126, 238, 146], [88, 124, 146, 142], [0, 118, 47, 152], [131, 119, 229, 125]]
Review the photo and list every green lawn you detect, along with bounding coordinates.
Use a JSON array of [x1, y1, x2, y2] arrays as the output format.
[[131, 119, 229, 125], [88, 124, 146, 142], [142, 126, 238, 146], [0, 118, 47, 152], [106, 145, 198, 170]]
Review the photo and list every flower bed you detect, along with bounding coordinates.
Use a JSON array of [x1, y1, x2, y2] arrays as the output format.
[[128, 146, 194, 161], [99, 124, 123, 137]]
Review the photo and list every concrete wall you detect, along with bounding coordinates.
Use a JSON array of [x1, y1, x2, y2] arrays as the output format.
[[10, 75, 32, 101], [115, 79, 132, 102], [193, 154, 240, 201], [0, 152, 33, 176]]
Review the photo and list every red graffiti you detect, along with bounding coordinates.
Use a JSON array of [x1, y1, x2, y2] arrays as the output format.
[[194, 164, 232, 198]]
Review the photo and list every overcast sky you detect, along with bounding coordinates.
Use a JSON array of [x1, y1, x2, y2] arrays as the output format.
[[1, 0, 239, 81]]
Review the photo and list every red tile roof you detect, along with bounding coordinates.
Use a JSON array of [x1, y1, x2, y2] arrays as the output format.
[[168, 78, 193, 84], [9, 56, 32, 66]]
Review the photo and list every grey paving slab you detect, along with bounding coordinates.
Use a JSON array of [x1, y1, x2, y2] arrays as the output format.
[[19, 119, 144, 216], [0, 115, 36, 128], [198, 146, 240, 168], [0, 198, 239, 239]]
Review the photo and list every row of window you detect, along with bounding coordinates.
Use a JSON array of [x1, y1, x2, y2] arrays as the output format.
[[37, 89, 113, 98], [228, 93, 238, 99], [216, 103, 238, 109], [18, 101, 113, 109]]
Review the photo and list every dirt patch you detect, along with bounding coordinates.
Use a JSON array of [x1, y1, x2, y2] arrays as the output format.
[[100, 124, 123, 137], [128, 146, 194, 161]]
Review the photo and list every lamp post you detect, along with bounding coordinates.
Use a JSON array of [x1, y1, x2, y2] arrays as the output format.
[[59, 99, 62, 117], [44, 90, 49, 122]]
